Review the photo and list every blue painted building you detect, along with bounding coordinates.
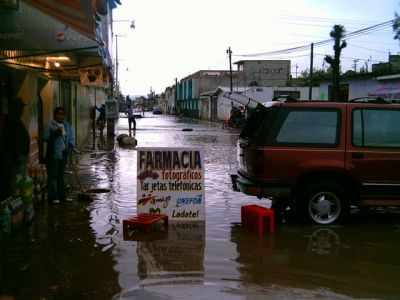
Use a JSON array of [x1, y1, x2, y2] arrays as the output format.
[[177, 70, 236, 118]]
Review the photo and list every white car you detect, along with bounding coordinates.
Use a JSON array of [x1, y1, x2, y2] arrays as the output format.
[[133, 108, 142, 118]]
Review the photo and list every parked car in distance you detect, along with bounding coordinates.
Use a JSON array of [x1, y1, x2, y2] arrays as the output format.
[[231, 96, 400, 225], [152, 106, 162, 114], [133, 108, 142, 118]]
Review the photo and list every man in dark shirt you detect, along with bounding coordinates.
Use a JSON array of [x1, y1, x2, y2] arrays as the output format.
[[2, 97, 30, 199]]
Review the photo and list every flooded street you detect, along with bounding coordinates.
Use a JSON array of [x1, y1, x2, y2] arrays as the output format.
[[2, 113, 400, 299]]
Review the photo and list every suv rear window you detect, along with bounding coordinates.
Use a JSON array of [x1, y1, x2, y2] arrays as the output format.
[[353, 108, 400, 148], [240, 104, 275, 140], [266, 108, 340, 147]]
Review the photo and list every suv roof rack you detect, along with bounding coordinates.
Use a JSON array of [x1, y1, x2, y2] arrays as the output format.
[[348, 97, 390, 104], [271, 95, 298, 102]]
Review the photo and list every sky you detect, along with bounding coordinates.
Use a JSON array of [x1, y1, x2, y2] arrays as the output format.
[[112, 0, 400, 97]]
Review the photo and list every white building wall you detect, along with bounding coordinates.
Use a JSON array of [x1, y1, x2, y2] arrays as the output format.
[[320, 77, 381, 100], [164, 87, 175, 113], [216, 86, 320, 121], [347, 78, 380, 99]]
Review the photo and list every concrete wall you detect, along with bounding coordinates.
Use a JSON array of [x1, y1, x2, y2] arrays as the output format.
[[241, 86, 320, 102], [193, 76, 232, 98], [208, 86, 320, 121], [17, 73, 39, 164], [164, 86, 175, 113], [237, 60, 291, 87], [319, 77, 380, 100]]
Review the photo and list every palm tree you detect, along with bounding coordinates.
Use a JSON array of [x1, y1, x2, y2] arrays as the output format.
[[325, 25, 347, 101], [393, 12, 400, 41]]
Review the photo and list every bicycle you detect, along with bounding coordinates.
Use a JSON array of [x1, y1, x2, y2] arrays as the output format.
[[222, 116, 244, 129]]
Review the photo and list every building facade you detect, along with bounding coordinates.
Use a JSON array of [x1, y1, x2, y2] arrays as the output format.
[[177, 70, 237, 118], [199, 86, 320, 121], [0, 0, 118, 166], [235, 60, 291, 87]]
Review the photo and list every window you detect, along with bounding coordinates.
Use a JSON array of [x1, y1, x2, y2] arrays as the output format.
[[271, 109, 339, 146], [188, 80, 193, 100], [353, 109, 400, 147]]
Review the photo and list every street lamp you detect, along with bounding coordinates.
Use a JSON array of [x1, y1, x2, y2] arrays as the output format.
[[113, 19, 135, 29], [104, 19, 134, 138], [113, 19, 135, 90]]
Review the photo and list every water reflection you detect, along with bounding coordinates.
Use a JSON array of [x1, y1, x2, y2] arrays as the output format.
[[115, 222, 205, 299], [306, 228, 341, 256], [231, 221, 400, 298]]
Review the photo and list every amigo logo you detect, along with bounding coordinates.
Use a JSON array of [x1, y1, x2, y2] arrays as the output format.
[[176, 195, 202, 207]]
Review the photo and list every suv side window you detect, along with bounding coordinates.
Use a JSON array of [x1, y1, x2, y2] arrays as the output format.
[[353, 108, 400, 148], [266, 108, 340, 146]]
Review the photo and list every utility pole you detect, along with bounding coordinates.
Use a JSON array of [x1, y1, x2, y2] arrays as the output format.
[[226, 47, 233, 92], [308, 43, 314, 100], [174, 78, 178, 114], [115, 35, 119, 88], [353, 59, 359, 72]]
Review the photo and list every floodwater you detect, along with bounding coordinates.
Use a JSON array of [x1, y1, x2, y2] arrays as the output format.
[[1, 113, 400, 300]]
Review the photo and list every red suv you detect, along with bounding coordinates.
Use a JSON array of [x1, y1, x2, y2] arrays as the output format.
[[231, 96, 400, 225]]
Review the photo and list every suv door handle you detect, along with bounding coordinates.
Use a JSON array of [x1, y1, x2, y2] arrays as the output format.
[[352, 152, 364, 159]]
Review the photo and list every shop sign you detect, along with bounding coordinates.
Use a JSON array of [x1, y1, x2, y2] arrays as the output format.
[[137, 148, 205, 221]]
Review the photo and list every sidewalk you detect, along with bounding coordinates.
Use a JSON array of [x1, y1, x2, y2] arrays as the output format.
[[64, 131, 115, 200]]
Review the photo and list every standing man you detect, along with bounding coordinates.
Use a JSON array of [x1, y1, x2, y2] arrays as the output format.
[[125, 103, 136, 136], [95, 104, 106, 135], [43, 107, 75, 204], [2, 96, 30, 199]]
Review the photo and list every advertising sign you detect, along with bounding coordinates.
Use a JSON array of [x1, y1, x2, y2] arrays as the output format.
[[105, 98, 118, 120], [79, 67, 109, 87], [137, 148, 205, 221], [136, 222, 205, 283]]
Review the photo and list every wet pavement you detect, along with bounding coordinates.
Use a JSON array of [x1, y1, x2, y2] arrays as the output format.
[[1, 112, 400, 299]]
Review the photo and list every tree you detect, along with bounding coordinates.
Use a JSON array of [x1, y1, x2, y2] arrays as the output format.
[[296, 68, 330, 87], [324, 25, 347, 101], [393, 12, 400, 41]]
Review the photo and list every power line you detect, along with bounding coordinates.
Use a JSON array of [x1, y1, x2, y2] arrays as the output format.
[[235, 20, 394, 58], [314, 53, 385, 63], [347, 43, 390, 54]]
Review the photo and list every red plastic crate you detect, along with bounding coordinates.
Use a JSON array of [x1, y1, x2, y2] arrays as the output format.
[[123, 213, 168, 232], [241, 205, 275, 234]]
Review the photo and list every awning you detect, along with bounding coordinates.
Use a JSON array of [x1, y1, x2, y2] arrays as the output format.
[[22, 0, 122, 40], [368, 83, 400, 99], [23, 0, 99, 40], [0, 1, 120, 82]]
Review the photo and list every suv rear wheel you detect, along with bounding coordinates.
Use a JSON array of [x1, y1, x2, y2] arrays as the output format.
[[298, 182, 347, 225]]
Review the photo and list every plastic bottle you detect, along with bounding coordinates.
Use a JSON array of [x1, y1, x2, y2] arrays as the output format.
[[22, 195, 35, 223], [34, 184, 43, 205], [9, 197, 23, 231], [42, 164, 48, 185], [23, 172, 33, 197], [0, 201, 11, 234], [12, 174, 24, 196]]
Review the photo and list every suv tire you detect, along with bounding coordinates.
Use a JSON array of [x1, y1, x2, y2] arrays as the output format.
[[298, 182, 348, 225]]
